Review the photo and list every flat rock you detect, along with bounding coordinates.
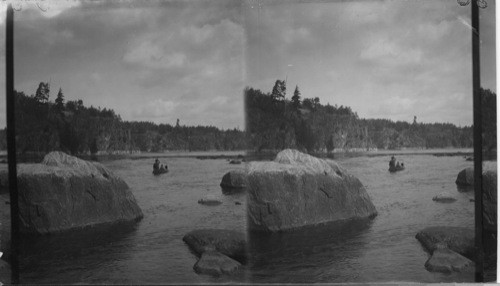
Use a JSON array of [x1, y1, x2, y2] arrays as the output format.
[[247, 149, 377, 232], [220, 170, 248, 194], [198, 196, 222, 206], [415, 226, 475, 260], [432, 192, 457, 203], [456, 167, 474, 186], [193, 250, 241, 276], [17, 151, 143, 234], [183, 229, 246, 263], [425, 248, 475, 273]]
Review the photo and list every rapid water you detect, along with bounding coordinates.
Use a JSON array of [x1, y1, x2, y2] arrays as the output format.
[[18, 153, 483, 283]]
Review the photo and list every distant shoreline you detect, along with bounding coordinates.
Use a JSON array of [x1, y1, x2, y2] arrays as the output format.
[[0, 148, 492, 164]]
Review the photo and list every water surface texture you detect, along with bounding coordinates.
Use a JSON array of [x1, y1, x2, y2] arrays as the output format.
[[19, 153, 478, 283], [248, 154, 475, 283], [19, 157, 247, 284]]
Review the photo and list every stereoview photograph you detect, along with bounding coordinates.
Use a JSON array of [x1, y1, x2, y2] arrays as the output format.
[[0, 0, 497, 284]]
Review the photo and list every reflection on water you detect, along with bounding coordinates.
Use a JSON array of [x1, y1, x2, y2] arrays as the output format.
[[20, 223, 139, 284], [248, 219, 373, 283]]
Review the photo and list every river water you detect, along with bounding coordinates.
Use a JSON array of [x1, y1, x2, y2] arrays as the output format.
[[18, 152, 486, 283]]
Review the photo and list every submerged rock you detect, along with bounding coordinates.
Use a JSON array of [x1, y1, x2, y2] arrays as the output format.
[[198, 196, 222, 206], [247, 149, 377, 232], [183, 229, 246, 263], [17, 151, 143, 234], [425, 247, 475, 273], [415, 226, 475, 260], [220, 170, 248, 194], [432, 192, 457, 203], [456, 167, 474, 186], [193, 250, 241, 276]]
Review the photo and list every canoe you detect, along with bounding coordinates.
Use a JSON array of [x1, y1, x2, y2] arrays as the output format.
[[389, 165, 405, 173], [153, 168, 169, 175]]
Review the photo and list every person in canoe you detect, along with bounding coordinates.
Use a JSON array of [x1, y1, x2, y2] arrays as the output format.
[[389, 156, 405, 172], [389, 156, 396, 168], [153, 158, 168, 175]]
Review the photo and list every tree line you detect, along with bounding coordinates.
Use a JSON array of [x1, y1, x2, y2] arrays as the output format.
[[245, 80, 491, 153], [10, 82, 246, 156]]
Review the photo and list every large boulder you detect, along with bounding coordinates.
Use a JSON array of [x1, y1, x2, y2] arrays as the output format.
[[193, 250, 242, 276], [183, 229, 247, 263], [247, 149, 377, 232], [456, 167, 474, 186], [220, 170, 247, 194], [17, 151, 143, 234], [415, 227, 475, 260], [482, 170, 497, 232]]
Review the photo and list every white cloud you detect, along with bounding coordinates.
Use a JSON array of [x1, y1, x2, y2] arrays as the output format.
[[416, 20, 452, 41], [124, 41, 187, 70], [133, 98, 178, 119], [359, 38, 423, 66]]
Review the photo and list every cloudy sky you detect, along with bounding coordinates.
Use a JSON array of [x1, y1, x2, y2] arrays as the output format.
[[245, 0, 496, 126], [0, 0, 497, 128], [8, 0, 245, 129]]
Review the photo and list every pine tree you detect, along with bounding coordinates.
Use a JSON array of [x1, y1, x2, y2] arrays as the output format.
[[55, 88, 65, 110], [34, 82, 50, 103], [271, 80, 286, 101], [291, 85, 301, 109]]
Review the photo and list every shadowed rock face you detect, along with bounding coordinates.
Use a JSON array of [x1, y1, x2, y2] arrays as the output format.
[[456, 167, 474, 186], [183, 229, 247, 277], [183, 229, 247, 263], [220, 170, 248, 194], [424, 248, 474, 273], [415, 227, 475, 260], [193, 250, 242, 276], [247, 149, 377, 232], [17, 151, 143, 234]]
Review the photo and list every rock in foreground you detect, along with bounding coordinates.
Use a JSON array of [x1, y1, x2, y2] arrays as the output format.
[[247, 149, 377, 232], [456, 167, 474, 186], [183, 229, 246, 263], [424, 247, 474, 273], [193, 250, 241, 276], [415, 227, 475, 260], [220, 170, 248, 194], [17, 151, 143, 234]]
